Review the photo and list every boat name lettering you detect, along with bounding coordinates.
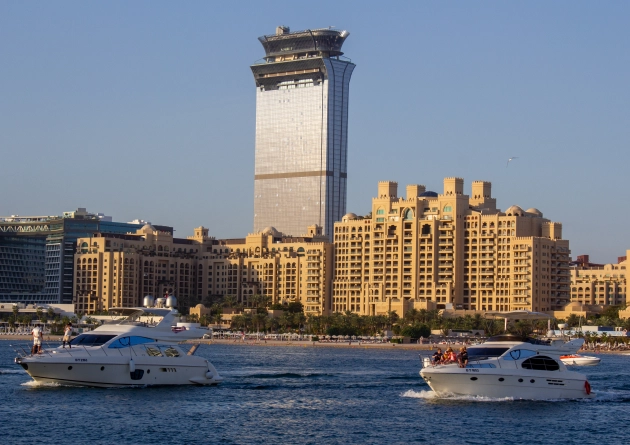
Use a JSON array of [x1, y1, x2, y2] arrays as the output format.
[[465, 369, 479, 372], [74, 359, 88, 362]]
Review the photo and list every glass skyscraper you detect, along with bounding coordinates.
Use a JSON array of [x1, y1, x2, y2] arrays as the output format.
[[251, 26, 355, 239]]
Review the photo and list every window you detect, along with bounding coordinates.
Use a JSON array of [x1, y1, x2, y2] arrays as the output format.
[[467, 347, 510, 360], [146, 346, 163, 357], [108, 336, 156, 349], [521, 356, 560, 371], [502, 349, 537, 360], [163, 347, 180, 357], [69, 334, 117, 347]]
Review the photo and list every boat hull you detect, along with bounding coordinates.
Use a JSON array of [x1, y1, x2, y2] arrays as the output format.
[[16, 356, 223, 387], [420, 366, 594, 400]]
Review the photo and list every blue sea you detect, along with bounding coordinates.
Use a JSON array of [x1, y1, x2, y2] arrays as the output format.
[[0, 342, 629, 445]]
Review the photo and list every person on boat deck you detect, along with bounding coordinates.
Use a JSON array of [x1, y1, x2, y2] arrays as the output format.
[[432, 348, 443, 364], [31, 325, 43, 355], [445, 347, 457, 363], [62, 323, 72, 349], [458, 347, 469, 368]]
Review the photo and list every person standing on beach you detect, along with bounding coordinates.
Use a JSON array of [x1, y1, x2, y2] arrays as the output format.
[[31, 325, 43, 355], [62, 323, 72, 348]]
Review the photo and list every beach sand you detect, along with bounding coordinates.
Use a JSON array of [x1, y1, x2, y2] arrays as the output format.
[[2, 335, 625, 354]]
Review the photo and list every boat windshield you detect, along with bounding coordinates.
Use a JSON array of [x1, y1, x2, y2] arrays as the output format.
[[108, 336, 156, 349], [69, 334, 117, 347], [467, 347, 510, 360]]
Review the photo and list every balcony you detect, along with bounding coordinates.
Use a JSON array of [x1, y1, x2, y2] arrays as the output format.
[[512, 299, 531, 306]]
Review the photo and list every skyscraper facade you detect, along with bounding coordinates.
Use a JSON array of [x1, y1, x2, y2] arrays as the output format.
[[251, 26, 355, 239]]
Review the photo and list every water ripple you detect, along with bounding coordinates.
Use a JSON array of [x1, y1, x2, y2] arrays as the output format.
[[1, 343, 629, 445]]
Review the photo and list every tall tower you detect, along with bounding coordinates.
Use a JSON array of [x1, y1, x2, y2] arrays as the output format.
[[251, 26, 355, 238]]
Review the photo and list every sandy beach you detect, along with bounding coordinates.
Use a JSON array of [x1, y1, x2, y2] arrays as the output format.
[[0, 334, 441, 350], [193, 338, 439, 350], [2, 335, 626, 354]]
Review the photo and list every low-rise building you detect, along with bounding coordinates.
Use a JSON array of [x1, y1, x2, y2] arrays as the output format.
[[74, 225, 333, 316], [569, 252, 628, 307]]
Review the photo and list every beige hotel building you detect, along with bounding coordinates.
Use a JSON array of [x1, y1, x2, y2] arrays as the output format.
[[73, 180, 626, 320], [333, 178, 572, 317], [562, 252, 628, 317], [74, 224, 332, 315]]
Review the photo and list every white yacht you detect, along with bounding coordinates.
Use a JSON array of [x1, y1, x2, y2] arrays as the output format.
[[420, 335, 595, 400], [14, 298, 223, 387]]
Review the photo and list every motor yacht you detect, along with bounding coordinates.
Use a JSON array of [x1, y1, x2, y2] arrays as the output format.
[[420, 335, 595, 400], [14, 298, 223, 387], [559, 354, 601, 366]]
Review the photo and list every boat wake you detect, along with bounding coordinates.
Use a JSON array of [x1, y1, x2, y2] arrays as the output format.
[[0, 369, 24, 375], [401, 389, 515, 402], [21, 380, 64, 388], [574, 389, 630, 403], [402, 389, 630, 403]]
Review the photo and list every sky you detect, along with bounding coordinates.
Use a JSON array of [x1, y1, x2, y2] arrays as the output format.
[[1, 1, 629, 263]]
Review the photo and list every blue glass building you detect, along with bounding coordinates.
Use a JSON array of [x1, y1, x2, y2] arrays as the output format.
[[0, 213, 172, 305]]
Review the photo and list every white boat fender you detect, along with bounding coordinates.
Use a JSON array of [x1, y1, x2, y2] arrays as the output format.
[[129, 358, 135, 372], [205, 370, 214, 379]]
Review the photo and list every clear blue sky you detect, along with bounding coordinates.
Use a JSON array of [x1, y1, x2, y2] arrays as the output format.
[[1, 1, 628, 263]]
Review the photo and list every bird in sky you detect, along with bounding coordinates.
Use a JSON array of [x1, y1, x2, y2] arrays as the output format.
[[506, 157, 519, 167]]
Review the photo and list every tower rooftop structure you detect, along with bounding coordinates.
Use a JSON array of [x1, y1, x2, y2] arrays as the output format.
[[257, 27, 350, 60]]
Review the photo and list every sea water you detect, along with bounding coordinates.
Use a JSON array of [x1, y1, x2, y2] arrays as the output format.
[[1, 343, 628, 445]]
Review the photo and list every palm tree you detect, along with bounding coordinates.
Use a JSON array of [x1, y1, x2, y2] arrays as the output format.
[[222, 295, 237, 309], [566, 314, 579, 328], [211, 303, 222, 317], [265, 316, 280, 333], [230, 315, 246, 331], [293, 312, 306, 333], [252, 313, 267, 332], [386, 310, 399, 331], [278, 313, 292, 332], [403, 309, 419, 326]]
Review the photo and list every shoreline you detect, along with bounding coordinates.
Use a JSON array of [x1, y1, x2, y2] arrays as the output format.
[[2, 336, 627, 354], [193, 339, 630, 354]]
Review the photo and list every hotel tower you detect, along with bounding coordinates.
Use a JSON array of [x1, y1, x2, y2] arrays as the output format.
[[251, 26, 355, 239]]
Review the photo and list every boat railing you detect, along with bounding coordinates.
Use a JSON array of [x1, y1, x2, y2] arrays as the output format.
[[419, 354, 500, 369], [12, 340, 143, 360]]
